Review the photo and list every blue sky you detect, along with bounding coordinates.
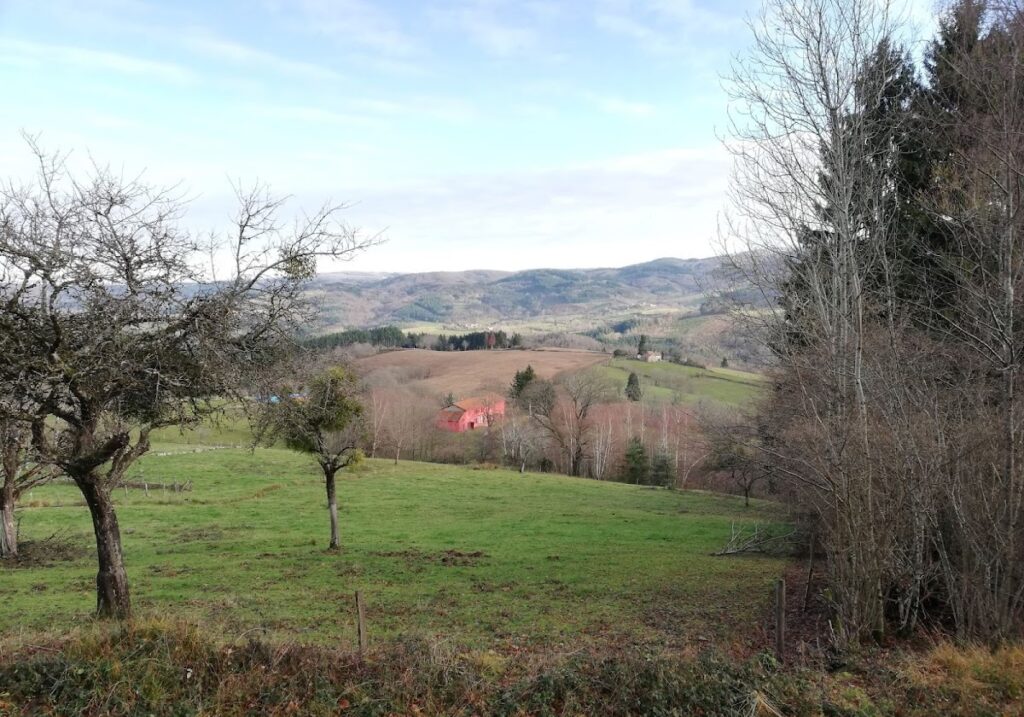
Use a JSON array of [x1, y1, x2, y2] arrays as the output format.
[[0, 0, 931, 273]]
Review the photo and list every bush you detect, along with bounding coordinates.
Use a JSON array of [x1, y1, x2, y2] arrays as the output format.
[[2, 621, 1022, 716]]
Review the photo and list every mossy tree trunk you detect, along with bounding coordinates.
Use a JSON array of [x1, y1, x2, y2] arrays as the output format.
[[0, 482, 16, 559], [325, 467, 340, 550], [78, 476, 131, 618]]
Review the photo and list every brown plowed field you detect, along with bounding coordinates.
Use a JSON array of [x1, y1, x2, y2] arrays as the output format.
[[355, 348, 609, 398]]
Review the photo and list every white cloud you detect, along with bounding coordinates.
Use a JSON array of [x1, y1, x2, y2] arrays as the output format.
[[325, 145, 731, 272], [594, 0, 748, 59], [438, 2, 540, 56], [265, 0, 418, 57], [0, 38, 196, 84], [183, 34, 344, 81], [348, 94, 480, 123], [250, 104, 372, 126], [429, 0, 570, 59]]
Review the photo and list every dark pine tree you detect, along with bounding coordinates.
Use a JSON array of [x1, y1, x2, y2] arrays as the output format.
[[625, 372, 642, 401], [509, 365, 536, 399], [623, 437, 649, 485]]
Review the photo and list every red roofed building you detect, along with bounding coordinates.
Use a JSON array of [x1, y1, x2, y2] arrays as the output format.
[[435, 395, 506, 433]]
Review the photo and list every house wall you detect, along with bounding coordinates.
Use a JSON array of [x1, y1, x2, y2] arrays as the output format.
[[435, 399, 507, 433]]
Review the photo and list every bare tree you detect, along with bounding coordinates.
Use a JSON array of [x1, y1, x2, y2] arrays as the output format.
[[700, 406, 766, 506], [0, 405, 54, 559], [382, 388, 433, 464], [499, 406, 544, 473], [0, 140, 378, 617], [529, 371, 612, 477], [723, 0, 915, 641], [366, 388, 389, 458], [921, 0, 1024, 641]]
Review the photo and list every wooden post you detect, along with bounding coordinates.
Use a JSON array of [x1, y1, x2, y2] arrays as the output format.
[[774, 578, 786, 663], [355, 590, 368, 655], [802, 533, 816, 612]]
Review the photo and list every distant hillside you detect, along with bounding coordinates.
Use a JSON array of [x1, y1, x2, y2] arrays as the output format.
[[307, 256, 751, 332]]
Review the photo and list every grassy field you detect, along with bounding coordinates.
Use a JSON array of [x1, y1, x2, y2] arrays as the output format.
[[598, 357, 764, 407], [5, 442, 1023, 716], [2, 447, 786, 653]]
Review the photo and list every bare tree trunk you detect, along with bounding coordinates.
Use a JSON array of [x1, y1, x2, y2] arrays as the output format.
[[0, 482, 16, 559], [78, 477, 131, 618], [325, 468, 340, 550], [571, 445, 584, 477]]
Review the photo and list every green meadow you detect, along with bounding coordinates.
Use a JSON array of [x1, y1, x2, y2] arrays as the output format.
[[2, 447, 785, 652], [597, 357, 764, 407]]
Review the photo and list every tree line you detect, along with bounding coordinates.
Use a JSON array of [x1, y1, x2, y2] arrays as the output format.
[[304, 326, 418, 350], [304, 325, 526, 353], [726, 0, 1024, 644]]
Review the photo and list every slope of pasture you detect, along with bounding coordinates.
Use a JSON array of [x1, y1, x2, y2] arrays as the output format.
[[355, 347, 607, 397], [598, 358, 764, 407], [2, 450, 786, 653]]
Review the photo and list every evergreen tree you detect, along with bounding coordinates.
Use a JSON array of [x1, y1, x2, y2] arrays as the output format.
[[623, 437, 649, 484], [625, 372, 642, 401], [637, 334, 649, 355], [509, 365, 536, 399], [720, 357, 729, 369], [650, 453, 675, 487]]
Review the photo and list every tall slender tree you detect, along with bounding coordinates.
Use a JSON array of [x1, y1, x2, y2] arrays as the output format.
[[625, 372, 642, 401]]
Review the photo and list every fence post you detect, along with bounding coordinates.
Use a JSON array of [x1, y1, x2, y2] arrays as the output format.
[[774, 578, 786, 663], [355, 590, 368, 656]]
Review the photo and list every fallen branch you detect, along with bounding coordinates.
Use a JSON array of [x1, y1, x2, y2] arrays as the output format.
[[714, 522, 797, 556]]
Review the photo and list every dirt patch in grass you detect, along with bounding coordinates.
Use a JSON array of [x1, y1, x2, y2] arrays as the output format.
[[374, 548, 489, 567], [175, 527, 226, 543], [147, 564, 195, 578], [1, 533, 89, 569]]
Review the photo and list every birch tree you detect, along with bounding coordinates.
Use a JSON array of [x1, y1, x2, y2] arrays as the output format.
[[724, 0, 913, 641]]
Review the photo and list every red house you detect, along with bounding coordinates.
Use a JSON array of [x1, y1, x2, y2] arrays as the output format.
[[435, 395, 506, 433]]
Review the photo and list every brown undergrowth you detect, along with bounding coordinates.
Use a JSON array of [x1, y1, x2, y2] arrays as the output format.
[[0, 619, 1021, 716]]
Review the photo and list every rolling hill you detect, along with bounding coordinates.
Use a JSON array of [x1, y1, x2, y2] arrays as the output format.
[[307, 256, 747, 332]]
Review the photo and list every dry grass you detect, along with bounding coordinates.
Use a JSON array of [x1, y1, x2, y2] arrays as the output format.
[[355, 348, 609, 397]]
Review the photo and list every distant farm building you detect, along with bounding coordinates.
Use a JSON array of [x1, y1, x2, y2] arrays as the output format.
[[435, 396, 506, 433], [638, 351, 662, 363]]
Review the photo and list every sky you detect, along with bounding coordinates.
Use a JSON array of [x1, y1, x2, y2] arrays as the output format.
[[0, 0, 935, 274]]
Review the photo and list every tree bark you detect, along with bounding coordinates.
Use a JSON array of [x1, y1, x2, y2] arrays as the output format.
[[570, 446, 584, 477], [0, 484, 16, 559], [325, 468, 340, 550], [78, 477, 131, 618]]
